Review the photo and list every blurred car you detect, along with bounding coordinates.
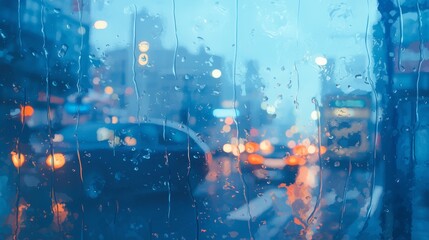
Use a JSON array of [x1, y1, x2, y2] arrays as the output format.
[[21, 118, 212, 200], [240, 141, 298, 186]]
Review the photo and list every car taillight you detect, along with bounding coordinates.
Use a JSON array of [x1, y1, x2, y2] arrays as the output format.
[[248, 154, 264, 165], [284, 155, 306, 166]]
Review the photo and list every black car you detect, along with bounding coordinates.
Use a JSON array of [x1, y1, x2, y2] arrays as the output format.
[[7, 119, 212, 238], [240, 142, 298, 186]]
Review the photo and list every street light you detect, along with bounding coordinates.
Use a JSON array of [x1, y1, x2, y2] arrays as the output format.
[[11, 152, 25, 168], [93, 20, 108, 30]]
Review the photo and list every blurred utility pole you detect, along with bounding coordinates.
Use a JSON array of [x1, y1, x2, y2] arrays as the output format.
[[376, 0, 429, 238], [374, 0, 400, 238]]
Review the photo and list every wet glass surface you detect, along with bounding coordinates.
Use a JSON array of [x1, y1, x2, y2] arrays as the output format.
[[1, 0, 428, 239]]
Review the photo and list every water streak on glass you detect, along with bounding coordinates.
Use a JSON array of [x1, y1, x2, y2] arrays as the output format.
[[13, 91, 27, 240], [162, 119, 171, 221], [13, 167, 21, 240], [360, 0, 379, 233], [132, 5, 141, 123], [233, 1, 253, 239], [294, 62, 300, 109], [416, 2, 424, 124], [171, 0, 179, 80], [171, 1, 199, 237], [337, 157, 352, 235], [307, 97, 322, 225], [75, 2, 85, 238], [296, 0, 300, 47], [396, 0, 404, 71], [17, 0, 22, 50], [40, 0, 61, 232], [75, 0, 84, 183]]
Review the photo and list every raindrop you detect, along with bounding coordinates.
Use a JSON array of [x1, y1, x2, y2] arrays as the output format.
[[0, 30, 6, 39], [65, 83, 71, 89], [134, 167, 139, 171], [52, 81, 58, 86], [184, 74, 191, 80], [336, 84, 341, 88], [53, 8, 61, 14], [262, 96, 268, 102], [181, 56, 186, 62], [355, 74, 363, 79], [66, 24, 71, 29], [334, 161, 340, 167], [57, 44, 68, 58]]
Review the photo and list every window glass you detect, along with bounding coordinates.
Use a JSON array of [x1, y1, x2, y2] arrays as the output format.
[[1, 0, 428, 239]]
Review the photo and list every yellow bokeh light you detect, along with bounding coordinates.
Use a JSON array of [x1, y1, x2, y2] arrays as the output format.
[[138, 41, 150, 52], [287, 140, 296, 149], [11, 152, 25, 168], [138, 53, 149, 66], [46, 153, 66, 170], [93, 77, 100, 85], [104, 86, 114, 95], [93, 20, 108, 30], [291, 125, 298, 133], [307, 145, 317, 154], [238, 144, 245, 153], [211, 69, 222, 78], [315, 56, 328, 66], [223, 144, 232, 153], [125, 136, 137, 146], [302, 138, 311, 146], [53, 134, 64, 142], [260, 139, 272, 151], [222, 125, 231, 133], [311, 110, 320, 120], [111, 116, 118, 124]]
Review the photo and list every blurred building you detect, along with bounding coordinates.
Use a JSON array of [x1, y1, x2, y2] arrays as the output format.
[[0, 0, 90, 152]]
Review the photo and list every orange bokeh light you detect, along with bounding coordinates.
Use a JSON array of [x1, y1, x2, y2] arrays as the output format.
[[284, 155, 306, 166], [320, 146, 327, 155], [248, 154, 264, 165], [245, 142, 260, 153], [293, 145, 308, 156], [11, 152, 25, 168], [21, 105, 34, 117], [46, 153, 66, 170], [224, 117, 234, 125]]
